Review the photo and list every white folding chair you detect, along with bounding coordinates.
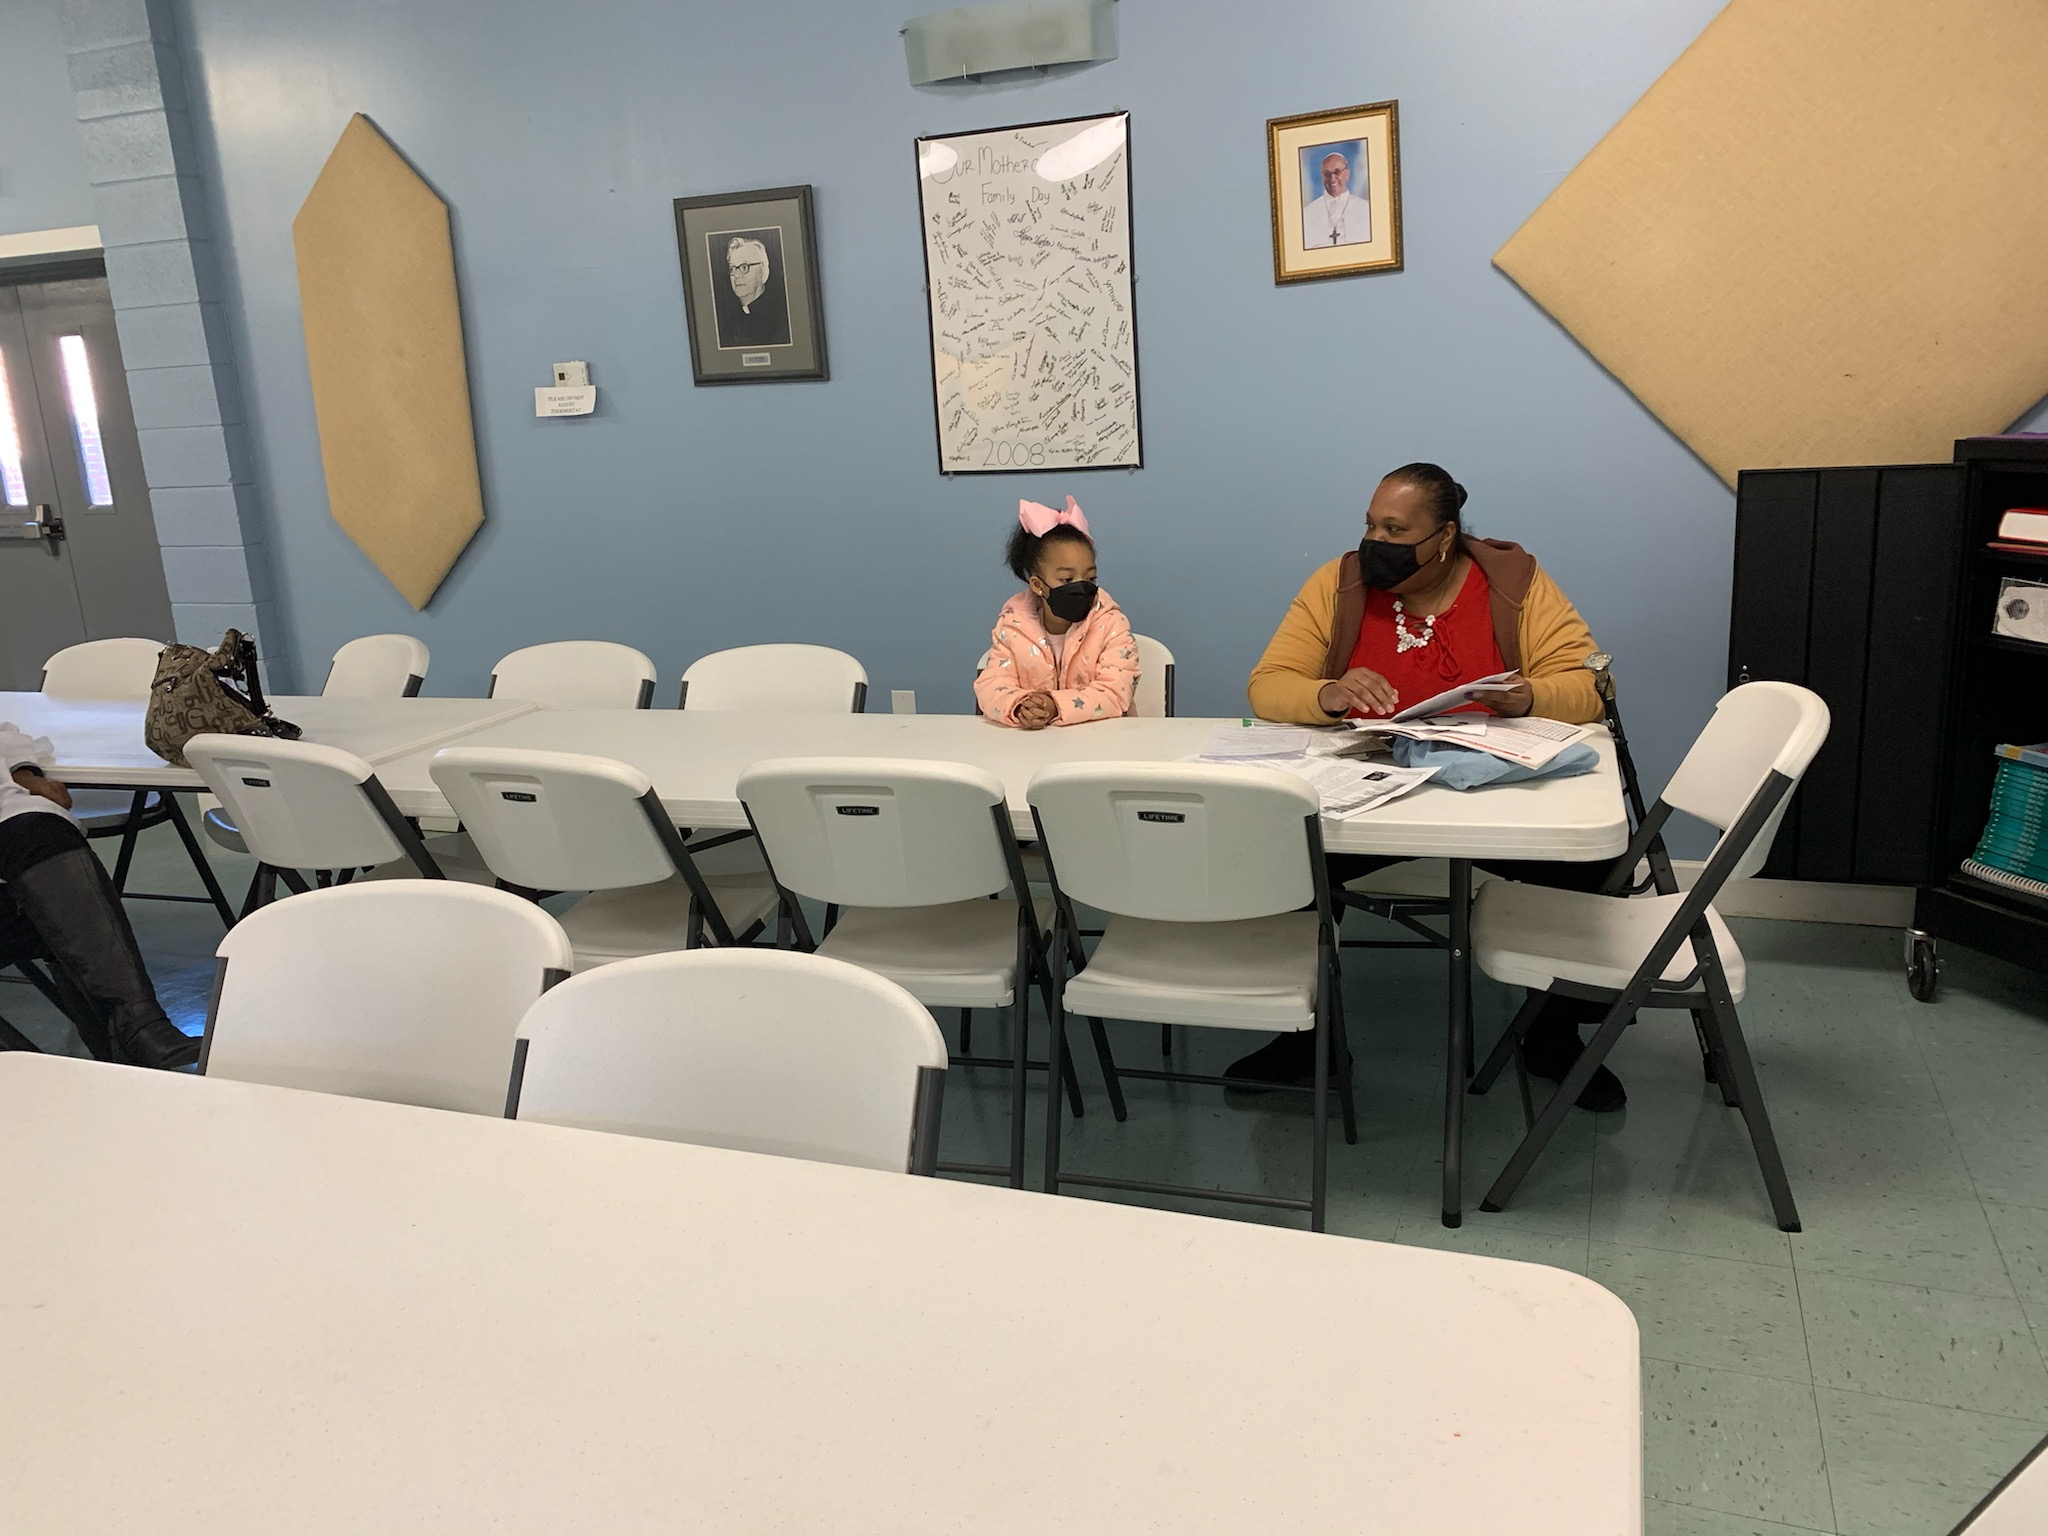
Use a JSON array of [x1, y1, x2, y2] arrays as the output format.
[[40, 638, 236, 924], [1466, 682, 1830, 1231], [203, 634, 430, 860], [511, 949, 949, 1174], [200, 880, 573, 1115], [489, 641, 657, 710], [429, 747, 778, 968], [677, 644, 867, 712], [1130, 633, 1174, 719], [40, 637, 165, 698], [322, 633, 428, 697], [1950, 1429, 2048, 1534], [185, 734, 490, 910], [738, 757, 1090, 1188], [1027, 762, 1357, 1230]]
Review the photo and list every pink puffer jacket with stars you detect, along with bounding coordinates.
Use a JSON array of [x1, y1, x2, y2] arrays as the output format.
[[973, 588, 1140, 727]]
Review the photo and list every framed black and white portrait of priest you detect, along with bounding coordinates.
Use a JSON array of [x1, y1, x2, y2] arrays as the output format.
[[673, 184, 829, 383], [1266, 101, 1402, 284]]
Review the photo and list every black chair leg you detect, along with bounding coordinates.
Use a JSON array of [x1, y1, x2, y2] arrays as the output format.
[[1693, 1005, 1739, 1106], [959, 1007, 973, 1055], [1311, 996, 1331, 1233], [1470, 991, 1547, 1096], [160, 794, 236, 926], [1481, 1001, 1634, 1214], [108, 791, 149, 892], [1006, 1002, 1028, 1189], [1327, 957, 1358, 1145], [1029, 955, 1085, 1120], [0, 1011, 38, 1052], [1703, 977, 1801, 1232], [1159, 1023, 1171, 1056], [1087, 1017, 1126, 1121], [1058, 1022, 1085, 1118], [1043, 1001, 1069, 1194]]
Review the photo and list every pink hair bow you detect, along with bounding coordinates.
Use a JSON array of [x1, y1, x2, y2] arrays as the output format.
[[1018, 496, 1090, 537]]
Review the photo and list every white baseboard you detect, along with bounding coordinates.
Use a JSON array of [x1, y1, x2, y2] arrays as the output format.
[[1671, 860, 1913, 928]]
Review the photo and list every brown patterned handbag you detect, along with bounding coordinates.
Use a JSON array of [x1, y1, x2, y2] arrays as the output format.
[[142, 630, 301, 768]]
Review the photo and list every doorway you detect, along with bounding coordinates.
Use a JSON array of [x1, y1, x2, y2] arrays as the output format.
[[0, 270, 175, 691]]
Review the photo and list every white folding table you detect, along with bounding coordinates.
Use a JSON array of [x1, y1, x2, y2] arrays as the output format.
[[0, 1055, 1642, 1535], [0, 692, 540, 789], [371, 710, 1626, 859], [1955, 1430, 2048, 1532], [0, 692, 541, 925], [373, 710, 1631, 1221]]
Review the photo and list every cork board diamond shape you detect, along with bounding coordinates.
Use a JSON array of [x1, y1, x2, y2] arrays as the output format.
[[1494, 0, 2048, 486], [294, 115, 483, 608]]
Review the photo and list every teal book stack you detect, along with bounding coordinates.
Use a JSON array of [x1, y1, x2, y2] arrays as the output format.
[[1963, 743, 2048, 902]]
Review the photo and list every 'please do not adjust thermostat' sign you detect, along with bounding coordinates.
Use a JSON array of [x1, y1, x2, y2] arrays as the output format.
[[535, 360, 597, 417]]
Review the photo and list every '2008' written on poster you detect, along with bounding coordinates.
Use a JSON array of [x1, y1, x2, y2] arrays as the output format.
[[915, 112, 1141, 474]]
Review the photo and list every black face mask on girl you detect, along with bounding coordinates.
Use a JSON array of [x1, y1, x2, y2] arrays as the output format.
[[1042, 579, 1098, 623], [1358, 528, 1445, 591]]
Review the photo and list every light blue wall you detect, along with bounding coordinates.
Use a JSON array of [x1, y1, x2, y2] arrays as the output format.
[[0, 0, 96, 235], [157, 0, 2045, 813]]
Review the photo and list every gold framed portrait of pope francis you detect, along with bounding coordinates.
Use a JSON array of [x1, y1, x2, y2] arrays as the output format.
[[1266, 100, 1402, 284]]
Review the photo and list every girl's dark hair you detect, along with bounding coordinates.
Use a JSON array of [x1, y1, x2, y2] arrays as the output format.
[[1004, 522, 1095, 582], [1384, 462, 1470, 529]]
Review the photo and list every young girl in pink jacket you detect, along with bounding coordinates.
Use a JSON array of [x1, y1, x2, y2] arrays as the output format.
[[973, 498, 1140, 730]]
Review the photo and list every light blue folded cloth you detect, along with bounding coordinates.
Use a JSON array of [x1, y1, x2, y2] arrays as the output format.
[[1387, 737, 1600, 790]]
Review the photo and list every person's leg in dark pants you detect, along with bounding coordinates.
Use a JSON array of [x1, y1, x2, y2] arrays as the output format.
[[1224, 853, 1625, 1109], [1223, 853, 1400, 1087], [0, 813, 198, 1070], [1474, 858, 1625, 1111]]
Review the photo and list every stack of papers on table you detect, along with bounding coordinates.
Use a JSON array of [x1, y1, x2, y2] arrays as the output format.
[[1197, 721, 1314, 760], [1269, 758, 1438, 817], [1350, 713, 1590, 770], [1192, 722, 1437, 816]]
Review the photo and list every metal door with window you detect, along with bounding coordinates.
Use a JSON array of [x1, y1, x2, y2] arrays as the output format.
[[0, 274, 175, 690]]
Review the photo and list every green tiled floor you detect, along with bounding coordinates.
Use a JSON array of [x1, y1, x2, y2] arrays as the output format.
[[5, 813, 2046, 1534]]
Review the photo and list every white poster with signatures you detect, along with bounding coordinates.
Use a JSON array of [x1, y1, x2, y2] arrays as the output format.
[[915, 112, 1141, 474]]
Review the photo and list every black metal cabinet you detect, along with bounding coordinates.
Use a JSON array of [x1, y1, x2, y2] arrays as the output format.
[[1729, 461, 1969, 885], [1729, 438, 2048, 992]]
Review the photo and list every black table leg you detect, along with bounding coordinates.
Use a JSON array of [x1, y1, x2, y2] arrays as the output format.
[[1442, 857, 1471, 1228]]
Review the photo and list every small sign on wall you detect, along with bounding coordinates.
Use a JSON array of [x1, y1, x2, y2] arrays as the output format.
[[533, 386, 596, 416]]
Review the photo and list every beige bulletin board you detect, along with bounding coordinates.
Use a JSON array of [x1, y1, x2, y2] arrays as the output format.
[[293, 115, 484, 609], [1494, 0, 2048, 486]]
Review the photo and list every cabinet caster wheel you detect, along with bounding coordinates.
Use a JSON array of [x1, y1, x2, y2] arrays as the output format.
[[1906, 932, 1940, 1003]]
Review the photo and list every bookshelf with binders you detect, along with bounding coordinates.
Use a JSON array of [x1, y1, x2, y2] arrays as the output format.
[[1919, 438, 2048, 996], [1730, 435, 2048, 1001]]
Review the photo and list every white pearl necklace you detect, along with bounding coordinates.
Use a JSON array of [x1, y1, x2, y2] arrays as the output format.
[[1392, 598, 1437, 653]]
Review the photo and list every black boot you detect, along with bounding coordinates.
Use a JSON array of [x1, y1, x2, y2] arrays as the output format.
[[8, 848, 198, 1071], [1222, 1031, 1319, 1092], [1521, 1014, 1625, 1113]]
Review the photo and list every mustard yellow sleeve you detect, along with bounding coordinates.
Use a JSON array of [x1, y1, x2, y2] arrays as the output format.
[[1247, 561, 1344, 725], [1518, 567, 1603, 724]]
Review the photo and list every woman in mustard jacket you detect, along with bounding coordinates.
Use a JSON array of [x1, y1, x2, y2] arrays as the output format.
[[1236, 462, 1624, 1110], [1248, 466, 1602, 727]]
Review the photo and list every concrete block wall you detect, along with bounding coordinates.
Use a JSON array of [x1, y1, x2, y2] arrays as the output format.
[[62, 0, 289, 686]]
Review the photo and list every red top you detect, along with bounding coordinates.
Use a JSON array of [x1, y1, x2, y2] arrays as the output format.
[[1345, 563, 1505, 718]]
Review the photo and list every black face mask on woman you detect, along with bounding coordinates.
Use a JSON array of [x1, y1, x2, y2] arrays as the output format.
[[1043, 579, 1098, 622], [1358, 528, 1444, 591]]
